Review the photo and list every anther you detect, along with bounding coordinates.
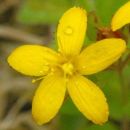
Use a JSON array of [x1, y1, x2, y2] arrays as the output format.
[[62, 62, 74, 75], [32, 77, 44, 83]]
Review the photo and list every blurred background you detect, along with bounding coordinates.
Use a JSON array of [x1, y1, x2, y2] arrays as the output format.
[[0, 0, 130, 130]]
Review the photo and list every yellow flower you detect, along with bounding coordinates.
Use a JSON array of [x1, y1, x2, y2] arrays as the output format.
[[8, 7, 126, 125], [111, 1, 130, 31]]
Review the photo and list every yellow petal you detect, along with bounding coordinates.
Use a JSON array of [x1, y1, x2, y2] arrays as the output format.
[[32, 73, 66, 125], [8, 45, 60, 76], [111, 1, 130, 31], [76, 38, 126, 75], [57, 7, 87, 56], [67, 75, 109, 124]]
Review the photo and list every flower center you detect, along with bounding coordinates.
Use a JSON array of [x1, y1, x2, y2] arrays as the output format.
[[62, 62, 74, 75]]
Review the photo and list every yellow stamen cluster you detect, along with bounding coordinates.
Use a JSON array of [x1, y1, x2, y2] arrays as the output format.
[[61, 62, 74, 76]]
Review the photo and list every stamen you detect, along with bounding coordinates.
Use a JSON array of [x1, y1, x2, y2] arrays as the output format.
[[32, 76, 44, 83], [62, 62, 74, 75]]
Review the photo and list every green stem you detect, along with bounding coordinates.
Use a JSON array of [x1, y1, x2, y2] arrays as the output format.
[[117, 62, 129, 130]]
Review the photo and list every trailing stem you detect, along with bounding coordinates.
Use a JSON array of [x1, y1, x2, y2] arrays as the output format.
[[117, 59, 129, 130]]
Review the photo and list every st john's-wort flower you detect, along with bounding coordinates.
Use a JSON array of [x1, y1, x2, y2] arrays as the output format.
[[8, 7, 126, 125], [111, 1, 130, 31]]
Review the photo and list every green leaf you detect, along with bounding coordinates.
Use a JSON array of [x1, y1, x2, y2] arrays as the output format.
[[17, 0, 74, 24], [60, 98, 88, 130], [59, 114, 87, 130], [60, 98, 81, 116], [86, 122, 118, 130], [94, 70, 124, 120], [93, 63, 130, 120], [95, 0, 128, 26]]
